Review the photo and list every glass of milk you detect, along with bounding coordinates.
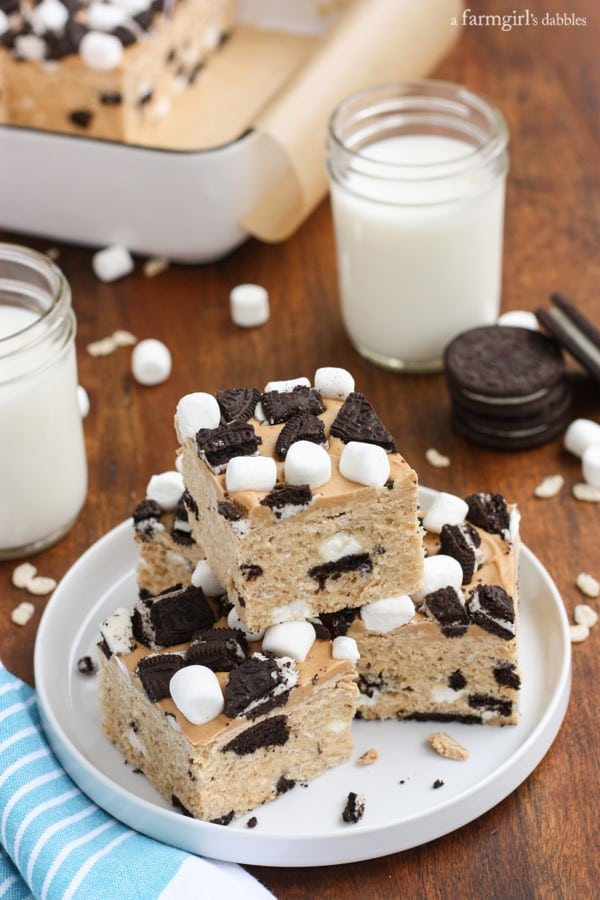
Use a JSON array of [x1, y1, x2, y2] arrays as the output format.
[[0, 244, 87, 559], [326, 80, 509, 372]]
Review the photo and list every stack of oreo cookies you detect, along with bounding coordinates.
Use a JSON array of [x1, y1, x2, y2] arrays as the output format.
[[444, 325, 571, 450]]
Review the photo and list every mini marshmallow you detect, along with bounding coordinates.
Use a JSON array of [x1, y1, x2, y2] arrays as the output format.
[[30, 0, 69, 33], [230, 283, 270, 328], [564, 418, 600, 458], [582, 444, 600, 488], [318, 531, 362, 563], [88, 2, 128, 31], [92, 243, 134, 282], [284, 440, 331, 489], [262, 621, 316, 662], [264, 377, 310, 393], [314, 366, 355, 399], [413, 554, 464, 604], [0, 10, 9, 36], [497, 310, 539, 331], [79, 31, 124, 71], [77, 385, 90, 418], [339, 441, 390, 488], [169, 665, 224, 725], [226, 455, 277, 493], [191, 559, 224, 597], [227, 607, 265, 643], [422, 492, 469, 535], [146, 470, 184, 511], [332, 635, 360, 662], [15, 34, 46, 61], [360, 595, 415, 634], [131, 338, 172, 386], [113, 0, 150, 14], [176, 392, 221, 440]]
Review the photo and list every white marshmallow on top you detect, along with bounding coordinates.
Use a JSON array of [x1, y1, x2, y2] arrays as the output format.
[[284, 440, 331, 489], [413, 554, 464, 604], [497, 310, 539, 331], [92, 243, 134, 282], [225, 455, 277, 493], [229, 283, 270, 328], [264, 377, 310, 393], [30, 0, 69, 33], [314, 367, 355, 399], [582, 444, 600, 488], [227, 607, 265, 643], [131, 338, 172, 386], [422, 492, 469, 535], [169, 665, 224, 726], [339, 441, 390, 488], [79, 31, 124, 71], [0, 10, 9, 36], [87, 2, 128, 31], [191, 559, 224, 597], [360, 595, 415, 634], [146, 470, 184, 511], [564, 418, 600, 458], [262, 621, 316, 662], [332, 635, 360, 662], [175, 392, 221, 440], [14, 34, 46, 61]]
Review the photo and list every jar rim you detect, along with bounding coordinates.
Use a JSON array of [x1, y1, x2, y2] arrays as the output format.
[[328, 79, 509, 180]]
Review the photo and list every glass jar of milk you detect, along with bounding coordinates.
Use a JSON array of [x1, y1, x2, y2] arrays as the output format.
[[0, 244, 87, 559], [327, 80, 509, 372]]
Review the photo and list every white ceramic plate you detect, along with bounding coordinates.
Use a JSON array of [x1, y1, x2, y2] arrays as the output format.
[[34, 487, 571, 867]]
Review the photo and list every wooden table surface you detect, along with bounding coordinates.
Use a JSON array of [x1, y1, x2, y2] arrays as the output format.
[[1, 0, 598, 896]]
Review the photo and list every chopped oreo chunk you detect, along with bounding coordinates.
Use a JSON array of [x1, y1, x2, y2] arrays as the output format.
[[260, 483, 313, 517], [222, 715, 289, 755], [216, 387, 261, 424], [132, 498, 162, 524], [403, 711, 481, 724], [137, 653, 185, 702], [275, 413, 326, 460], [172, 795, 194, 817], [467, 584, 515, 640], [99, 90, 123, 105], [319, 607, 359, 638], [217, 499, 247, 521], [448, 669, 467, 691], [211, 810, 235, 826], [432, 779, 444, 790], [69, 109, 93, 128], [171, 495, 195, 545], [183, 489, 199, 520], [195, 421, 261, 473], [240, 563, 263, 581], [186, 628, 247, 672], [342, 792, 365, 824], [421, 587, 470, 637], [330, 392, 397, 451], [276, 775, 296, 796], [439, 523, 482, 584], [357, 672, 387, 699], [77, 655, 96, 675], [261, 386, 324, 424], [468, 694, 513, 717], [465, 492, 510, 535], [493, 661, 521, 690], [308, 554, 373, 590], [132, 585, 215, 648], [224, 655, 295, 720]]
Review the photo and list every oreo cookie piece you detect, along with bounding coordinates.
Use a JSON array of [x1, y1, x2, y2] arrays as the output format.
[[308, 553, 373, 590], [195, 421, 261, 473], [467, 584, 515, 640], [261, 386, 325, 424], [439, 523, 482, 584], [171, 494, 195, 545], [330, 392, 397, 451], [444, 325, 570, 450], [132, 585, 215, 648], [186, 627, 248, 671], [465, 493, 510, 536], [536, 293, 600, 384], [131, 498, 163, 542], [260, 483, 313, 518], [319, 607, 359, 638], [216, 387, 261, 424], [137, 653, 185, 702], [421, 586, 470, 637], [275, 413, 326, 460], [222, 715, 289, 756], [223, 654, 298, 720]]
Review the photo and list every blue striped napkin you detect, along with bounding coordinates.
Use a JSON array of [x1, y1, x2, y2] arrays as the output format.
[[0, 662, 274, 900]]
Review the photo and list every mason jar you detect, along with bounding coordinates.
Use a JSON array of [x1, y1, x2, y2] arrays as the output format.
[[326, 80, 510, 373], [0, 243, 87, 559]]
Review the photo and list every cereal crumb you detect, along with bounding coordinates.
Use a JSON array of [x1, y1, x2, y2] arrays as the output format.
[[425, 448, 451, 468], [534, 474, 564, 499], [432, 779, 445, 789], [87, 336, 117, 357], [246, 816, 258, 829], [77, 656, 97, 675], [573, 483, 600, 502], [112, 329, 138, 347], [27, 576, 57, 596], [12, 561, 37, 589], [357, 748, 378, 766], [576, 572, 599, 599], [11, 601, 35, 626], [342, 791, 365, 824], [574, 604, 598, 628], [143, 256, 170, 278], [46, 247, 61, 260], [428, 732, 469, 761], [569, 623, 590, 643]]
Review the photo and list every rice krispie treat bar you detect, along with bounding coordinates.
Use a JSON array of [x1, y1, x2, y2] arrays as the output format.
[[175, 369, 424, 632], [97, 583, 358, 822]]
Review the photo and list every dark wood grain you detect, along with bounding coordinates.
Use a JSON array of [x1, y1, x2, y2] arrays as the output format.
[[1, 0, 598, 895]]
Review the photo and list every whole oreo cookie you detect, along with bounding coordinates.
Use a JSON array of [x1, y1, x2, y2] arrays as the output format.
[[444, 325, 571, 450], [536, 293, 600, 384]]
